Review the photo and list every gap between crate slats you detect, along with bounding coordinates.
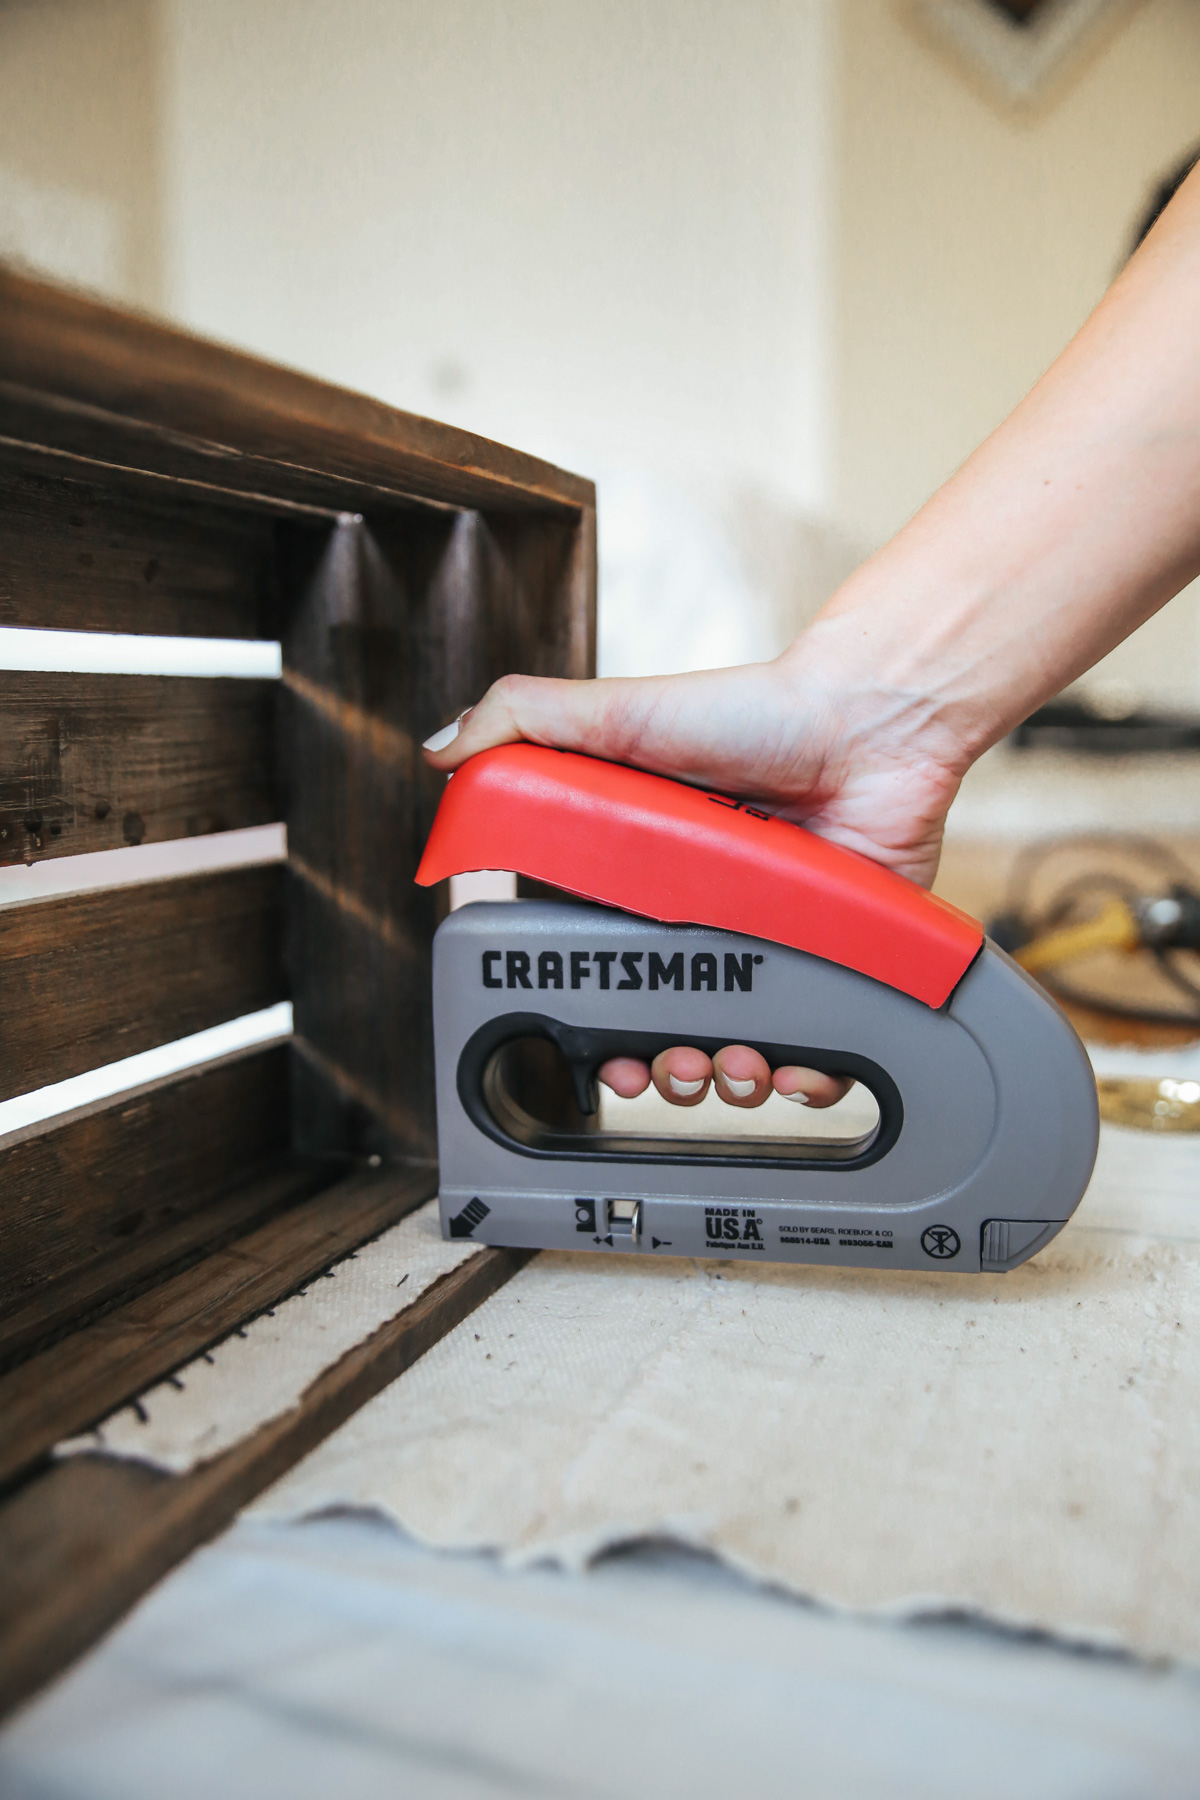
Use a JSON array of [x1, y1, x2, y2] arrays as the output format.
[[0, 824, 286, 910], [0, 627, 281, 679], [0, 1002, 292, 1151]]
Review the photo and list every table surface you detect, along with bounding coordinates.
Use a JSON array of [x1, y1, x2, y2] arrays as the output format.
[[3, 1513, 1200, 1800]]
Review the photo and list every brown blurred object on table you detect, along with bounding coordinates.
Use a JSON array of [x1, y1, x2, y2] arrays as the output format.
[[934, 837, 1200, 1050]]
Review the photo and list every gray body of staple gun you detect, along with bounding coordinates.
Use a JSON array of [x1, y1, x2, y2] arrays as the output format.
[[432, 899, 1099, 1274]]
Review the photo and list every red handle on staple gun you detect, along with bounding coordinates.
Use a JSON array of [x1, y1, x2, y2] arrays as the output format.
[[416, 744, 982, 1008]]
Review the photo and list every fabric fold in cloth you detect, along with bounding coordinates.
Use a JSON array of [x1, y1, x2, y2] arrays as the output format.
[[247, 1127, 1200, 1664]]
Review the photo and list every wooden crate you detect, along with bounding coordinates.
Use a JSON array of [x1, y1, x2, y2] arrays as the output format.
[[0, 267, 594, 1713]]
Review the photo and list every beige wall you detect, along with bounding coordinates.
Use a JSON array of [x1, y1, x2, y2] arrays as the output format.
[[161, 0, 831, 511], [0, 0, 163, 309], [834, 0, 1200, 705]]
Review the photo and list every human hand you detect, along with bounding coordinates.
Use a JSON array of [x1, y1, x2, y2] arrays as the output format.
[[423, 620, 969, 1110]]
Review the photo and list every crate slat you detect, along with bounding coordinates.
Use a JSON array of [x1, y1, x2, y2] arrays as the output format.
[[0, 267, 593, 516], [0, 461, 278, 638], [0, 1162, 436, 1489], [0, 1047, 293, 1340], [0, 865, 286, 1104], [279, 506, 593, 1163], [0, 671, 278, 865]]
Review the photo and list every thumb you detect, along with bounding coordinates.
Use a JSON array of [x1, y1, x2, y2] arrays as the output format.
[[421, 672, 657, 771]]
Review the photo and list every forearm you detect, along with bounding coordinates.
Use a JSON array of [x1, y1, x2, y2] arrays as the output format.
[[797, 164, 1200, 770], [426, 171, 1200, 890]]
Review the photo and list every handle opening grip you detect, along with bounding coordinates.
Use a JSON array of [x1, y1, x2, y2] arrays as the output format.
[[455, 1012, 904, 1171]]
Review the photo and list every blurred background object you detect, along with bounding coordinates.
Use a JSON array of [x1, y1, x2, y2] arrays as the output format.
[[989, 834, 1200, 1024], [1010, 684, 1200, 754], [1095, 1071, 1200, 1128], [907, 0, 1144, 113]]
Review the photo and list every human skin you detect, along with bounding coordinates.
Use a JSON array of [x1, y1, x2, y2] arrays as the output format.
[[425, 167, 1200, 1111]]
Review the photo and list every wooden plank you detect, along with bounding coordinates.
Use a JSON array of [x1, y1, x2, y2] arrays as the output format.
[[276, 512, 436, 1164], [0, 391, 462, 527], [0, 435, 345, 527], [279, 504, 595, 1163], [0, 1156, 330, 1377], [0, 865, 286, 1104], [0, 1241, 528, 1721], [428, 508, 597, 706], [0, 1162, 437, 1490], [0, 1047, 292, 1344], [0, 671, 278, 865], [0, 458, 279, 637], [0, 267, 593, 516]]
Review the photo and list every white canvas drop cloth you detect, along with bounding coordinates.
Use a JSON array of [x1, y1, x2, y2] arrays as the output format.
[[246, 1125, 1200, 1663], [59, 1203, 480, 1474]]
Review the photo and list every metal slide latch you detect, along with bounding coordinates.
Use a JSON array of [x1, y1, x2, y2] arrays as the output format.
[[604, 1198, 642, 1249]]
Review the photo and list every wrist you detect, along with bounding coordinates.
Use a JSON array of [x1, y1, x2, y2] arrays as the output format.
[[777, 600, 986, 787]]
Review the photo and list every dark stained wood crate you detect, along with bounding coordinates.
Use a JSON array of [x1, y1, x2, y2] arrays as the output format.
[[0, 266, 595, 1716]]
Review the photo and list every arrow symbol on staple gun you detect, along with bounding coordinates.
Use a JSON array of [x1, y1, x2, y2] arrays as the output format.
[[651, 1238, 672, 1248]]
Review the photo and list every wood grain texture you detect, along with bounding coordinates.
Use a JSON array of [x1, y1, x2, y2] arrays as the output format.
[[0, 671, 278, 864], [0, 1241, 528, 1720], [0, 459, 279, 638], [0, 1047, 293, 1344], [0, 865, 286, 1103], [0, 1157, 330, 1379], [279, 506, 595, 1162], [429, 507, 596, 708], [0, 864, 286, 1101], [0, 266, 594, 516], [278, 515, 431, 1162], [0, 1162, 437, 1490]]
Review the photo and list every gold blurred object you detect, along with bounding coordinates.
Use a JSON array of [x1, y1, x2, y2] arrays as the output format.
[[1096, 1075, 1200, 1132], [1015, 898, 1140, 973]]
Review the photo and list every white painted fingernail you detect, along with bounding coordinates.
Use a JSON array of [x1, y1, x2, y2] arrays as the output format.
[[669, 1075, 705, 1096], [781, 1089, 811, 1104], [423, 718, 461, 752], [724, 1076, 756, 1098]]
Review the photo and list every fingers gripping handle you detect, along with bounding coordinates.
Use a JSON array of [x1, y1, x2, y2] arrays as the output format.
[[455, 1011, 905, 1172]]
